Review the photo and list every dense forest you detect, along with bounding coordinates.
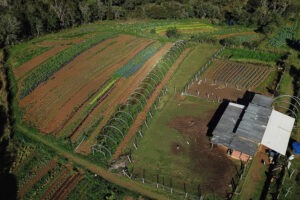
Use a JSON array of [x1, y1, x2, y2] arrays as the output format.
[[0, 0, 299, 47]]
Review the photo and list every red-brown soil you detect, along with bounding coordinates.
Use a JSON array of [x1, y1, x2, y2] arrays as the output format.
[[169, 116, 236, 196], [40, 168, 70, 200], [20, 35, 153, 134], [14, 37, 88, 79], [111, 48, 191, 160], [18, 158, 57, 199], [14, 46, 69, 79], [76, 43, 173, 153], [50, 172, 83, 200]]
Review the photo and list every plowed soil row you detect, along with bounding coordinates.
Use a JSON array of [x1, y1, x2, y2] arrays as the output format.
[[76, 43, 173, 154], [205, 60, 272, 88], [18, 158, 57, 199], [20, 35, 153, 134], [40, 168, 70, 200], [50, 172, 83, 200], [62, 43, 172, 141], [14, 46, 69, 79], [14, 37, 88, 79], [112, 48, 191, 160]]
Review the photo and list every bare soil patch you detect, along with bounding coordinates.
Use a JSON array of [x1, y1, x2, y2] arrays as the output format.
[[187, 80, 245, 102], [169, 116, 236, 196]]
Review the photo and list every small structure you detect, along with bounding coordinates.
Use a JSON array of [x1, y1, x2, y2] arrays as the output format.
[[211, 94, 295, 161]]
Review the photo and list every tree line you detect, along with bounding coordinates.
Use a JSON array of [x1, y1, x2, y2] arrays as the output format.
[[0, 0, 299, 46]]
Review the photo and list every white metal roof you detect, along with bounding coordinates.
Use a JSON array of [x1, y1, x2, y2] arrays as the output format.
[[261, 110, 295, 155]]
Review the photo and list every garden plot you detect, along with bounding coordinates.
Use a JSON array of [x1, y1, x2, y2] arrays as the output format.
[[186, 60, 272, 101], [63, 43, 172, 144], [19, 35, 153, 135]]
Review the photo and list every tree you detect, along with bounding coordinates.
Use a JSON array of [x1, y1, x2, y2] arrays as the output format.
[[79, 1, 91, 23], [0, 14, 20, 46]]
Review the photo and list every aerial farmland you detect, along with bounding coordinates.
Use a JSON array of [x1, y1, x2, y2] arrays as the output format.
[[0, 1, 300, 200]]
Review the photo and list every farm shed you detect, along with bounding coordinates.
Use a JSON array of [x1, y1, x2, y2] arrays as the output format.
[[211, 94, 294, 160], [261, 110, 295, 155], [210, 102, 244, 146]]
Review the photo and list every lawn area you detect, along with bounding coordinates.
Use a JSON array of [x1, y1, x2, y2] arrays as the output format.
[[167, 43, 221, 91], [129, 97, 235, 197], [234, 149, 268, 200]]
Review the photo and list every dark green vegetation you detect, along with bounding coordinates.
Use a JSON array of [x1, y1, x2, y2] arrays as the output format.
[[0, 0, 298, 47], [220, 48, 281, 65]]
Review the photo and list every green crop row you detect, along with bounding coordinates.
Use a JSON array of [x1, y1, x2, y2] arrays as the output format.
[[89, 78, 118, 106], [114, 42, 163, 78], [20, 33, 115, 98], [11, 46, 52, 68], [220, 48, 281, 64]]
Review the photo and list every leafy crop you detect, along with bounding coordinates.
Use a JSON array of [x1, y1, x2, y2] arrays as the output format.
[[20, 33, 115, 98], [268, 26, 296, 47], [220, 48, 280, 64], [114, 42, 163, 78]]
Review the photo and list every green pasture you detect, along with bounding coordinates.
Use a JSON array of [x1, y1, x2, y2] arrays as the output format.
[[167, 43, 220, 91], [129, 97, 220, 194]]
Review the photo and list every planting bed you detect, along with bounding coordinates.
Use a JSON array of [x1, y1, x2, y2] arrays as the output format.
[[203, 60, 272, 89], [19, 35, 153, 135]]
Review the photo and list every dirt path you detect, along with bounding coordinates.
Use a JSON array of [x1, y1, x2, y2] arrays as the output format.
[[17, 124, 168, 200], [14, 46, 69, 79], [76, 43, 173, 152], [112, 48, 191, 160]]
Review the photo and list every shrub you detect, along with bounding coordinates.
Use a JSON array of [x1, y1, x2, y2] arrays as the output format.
[[166, 27, 179, 38]]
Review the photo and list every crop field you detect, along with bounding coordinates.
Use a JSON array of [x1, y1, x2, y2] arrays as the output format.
[[203, 60, 272, 88], [18, 35, 166, 140], [7, 19, 291, 200]]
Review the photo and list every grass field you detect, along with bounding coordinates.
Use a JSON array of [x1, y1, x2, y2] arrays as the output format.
[[129, 97, 237, 197], [167, 43, 220, 91]]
